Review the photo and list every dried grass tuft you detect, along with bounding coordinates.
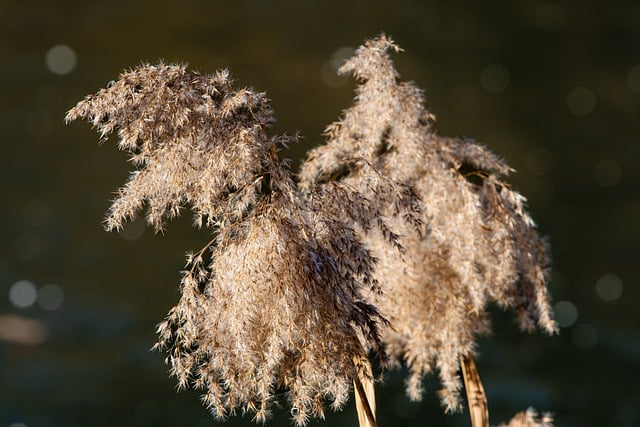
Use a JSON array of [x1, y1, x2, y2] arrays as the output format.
[[68, 34, 556, 426], [66, 60, 418, 425], [300, 34, 557, 411]]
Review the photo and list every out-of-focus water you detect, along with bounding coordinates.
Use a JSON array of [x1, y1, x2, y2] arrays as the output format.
[[1, 1, 639, 426]]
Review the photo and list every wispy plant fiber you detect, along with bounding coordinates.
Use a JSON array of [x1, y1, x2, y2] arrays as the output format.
[[67, 34, 556, 425], [66, 62, 418, 425], [299, 35, 557, 411]]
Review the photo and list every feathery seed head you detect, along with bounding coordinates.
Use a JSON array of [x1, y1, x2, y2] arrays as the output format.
[[66, 63, 279, 231], [68, 35, 556, 424], [300, 34, 557, 411], [67, 58, 421, 425]]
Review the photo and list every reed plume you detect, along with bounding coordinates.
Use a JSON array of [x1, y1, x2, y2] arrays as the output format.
[[498, 409, 554, 427], [66, 62, 419, 425], [299, 35, 557, 412], [67, 34, 556, 426]]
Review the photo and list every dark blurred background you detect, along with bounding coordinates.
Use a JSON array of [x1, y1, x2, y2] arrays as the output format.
[[1, 1, 638, 426]]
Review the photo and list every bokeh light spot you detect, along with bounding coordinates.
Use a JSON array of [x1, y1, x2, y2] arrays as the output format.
[[566, 87, 596, 116], [593, 159, 621, 187], [554, 300, 578, 328], [610, 82, 635, 113], [38, 284, 64, 311], [45, 44, 77, 75], [0, 315, 46, 345], [627, 65, 640, 93], [595, 273, 623, 302], [9, 280, 38, 309], [480, 64, 510, 93], [320, 47, 354, 88]]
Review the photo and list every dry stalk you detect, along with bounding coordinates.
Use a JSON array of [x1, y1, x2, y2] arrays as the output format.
[[461, 355, 489, 427], [353, 355, 377, 427]]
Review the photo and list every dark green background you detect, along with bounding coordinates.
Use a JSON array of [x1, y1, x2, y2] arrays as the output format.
[[1, 1, 638, 426]]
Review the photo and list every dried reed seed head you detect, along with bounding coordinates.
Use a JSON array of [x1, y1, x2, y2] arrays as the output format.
[[65, 64, 274, 142], [152, 187, 394, 425], [68, 36, 557, 424], [299, 34, 557, 411], [66, 63, 279, 231], [68, 59, 423, 425], [497, 408, 554, 427], [339, 35, 402, 82]]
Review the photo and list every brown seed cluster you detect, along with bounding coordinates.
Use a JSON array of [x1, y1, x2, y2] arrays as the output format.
[[67, 35, 556, 425], [299, 35, 557, 411], [66, 60, 418, 425]]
